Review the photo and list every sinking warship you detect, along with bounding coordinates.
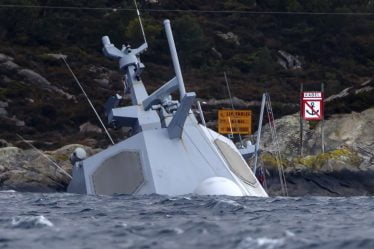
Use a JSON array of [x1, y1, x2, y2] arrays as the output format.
[[67, 20, 267, 197]]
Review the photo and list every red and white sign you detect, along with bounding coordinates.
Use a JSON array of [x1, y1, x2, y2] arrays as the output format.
[[302, 91, 323, 120]]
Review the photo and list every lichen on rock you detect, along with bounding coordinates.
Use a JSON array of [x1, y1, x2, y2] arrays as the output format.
[[0, 144, 97, 192]]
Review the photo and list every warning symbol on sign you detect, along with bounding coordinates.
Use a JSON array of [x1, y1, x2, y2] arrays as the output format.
[[302, 92, 323, 120]]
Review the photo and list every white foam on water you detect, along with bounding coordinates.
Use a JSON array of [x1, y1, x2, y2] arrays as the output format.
[[285, 230, 295, 237], [173, 227, 184, 235], [0, 190, 17, 193], [237, 236, 285, 249], [257, 237, 285, 248], [11, 215, 54, 228], [216, 199, 243, 208]]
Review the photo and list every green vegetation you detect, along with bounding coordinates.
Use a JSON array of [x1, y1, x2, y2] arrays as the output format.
[[262, 147, 363, 171], [295, 148, 362, 170], [0, 0, 373, 148]]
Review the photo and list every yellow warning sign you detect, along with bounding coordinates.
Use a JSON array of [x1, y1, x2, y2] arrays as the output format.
[[218, 110, 252, 135]]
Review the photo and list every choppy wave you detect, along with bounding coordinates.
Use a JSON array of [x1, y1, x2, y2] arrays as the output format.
[[0, 193, 374, 249], [0, 190, 16, 193], [11, 215, 54, 229]]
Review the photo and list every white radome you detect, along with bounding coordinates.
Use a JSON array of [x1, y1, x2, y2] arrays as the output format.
[[70, 147, 87, 165], [74, 147, 87, 160], [194, 177, 244, 196]]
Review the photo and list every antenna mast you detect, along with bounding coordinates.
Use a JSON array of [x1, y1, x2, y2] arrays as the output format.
[[134, 0, 147, 45]]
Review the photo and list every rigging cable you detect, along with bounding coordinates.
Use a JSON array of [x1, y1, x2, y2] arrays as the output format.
[[60, 55, 115, 145], [0, 4, 373, 16], [134, 0, 147, 45], [16, 134, 72, 180], [223, 72, 244, 147]]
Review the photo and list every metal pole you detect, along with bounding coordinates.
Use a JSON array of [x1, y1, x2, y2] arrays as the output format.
[[197, 101, 206, 127], [253, 93, 266, 174], [321, 82, 325, 153], [228, 116, 234, 138], [163, 19, 186, 100], [299, 83, 303, 156]]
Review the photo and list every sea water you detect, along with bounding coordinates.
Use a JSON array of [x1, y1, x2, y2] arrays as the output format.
[[1, 191, 374, 249]]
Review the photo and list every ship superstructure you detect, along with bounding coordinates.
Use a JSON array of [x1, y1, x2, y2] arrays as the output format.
[[67, 20, 267, 197]]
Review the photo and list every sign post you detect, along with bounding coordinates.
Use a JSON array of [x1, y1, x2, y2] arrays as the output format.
[[299, 84, 303, 156], [302, 91, 323, 121], [321, 83, 325, 153], [301, 89, 325, 153], [218, 110, 252, 135]]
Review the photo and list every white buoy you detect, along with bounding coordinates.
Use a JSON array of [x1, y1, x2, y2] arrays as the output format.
[[194, 177, 244, 196]]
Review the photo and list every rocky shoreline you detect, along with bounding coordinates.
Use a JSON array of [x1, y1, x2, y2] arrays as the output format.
[[266, 169, 374, 196], [1, 108, 373, 196], [1, 146, 373, 197]]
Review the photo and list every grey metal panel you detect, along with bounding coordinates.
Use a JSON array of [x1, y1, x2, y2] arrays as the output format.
[[214, 139, 258, 186], [92, 150, 144, 195], [168, 92, 196, 139], [142, 115, 238, 195], [67, 163, 87, 194], [142, 77, 178, 111], [80, 132, 156, 195]]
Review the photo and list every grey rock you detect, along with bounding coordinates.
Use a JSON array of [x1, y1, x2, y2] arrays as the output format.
[[355, 86, 373, 94], [325, 78, 373, 102], [0, 139, 11, 148], [0, 101, 8, 108], [15, 120, 25, 127], [258, 108, 374, 172], [81, 138, 98, 148], [361, 78, 372, 86], [277, 50, 302, 70], [205, 97, 260, 107], [0, 53, 13, 63], [0, 107, 8, 117], [211, 47, 223, 59], [79, 122, 102, 133], [18, 69, 51, 88], [94, 78, 110, 87], [266, 169, 374, 196], [216, 31, 240, 45], [0, 144, 97, 192], [49, 86, 75, 100], [45, 53, 68, 60], [1, 60, 20, 71], [18, 69, 75, 100], [1, 76, 11, 83], [325, 87, 350, 102]]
